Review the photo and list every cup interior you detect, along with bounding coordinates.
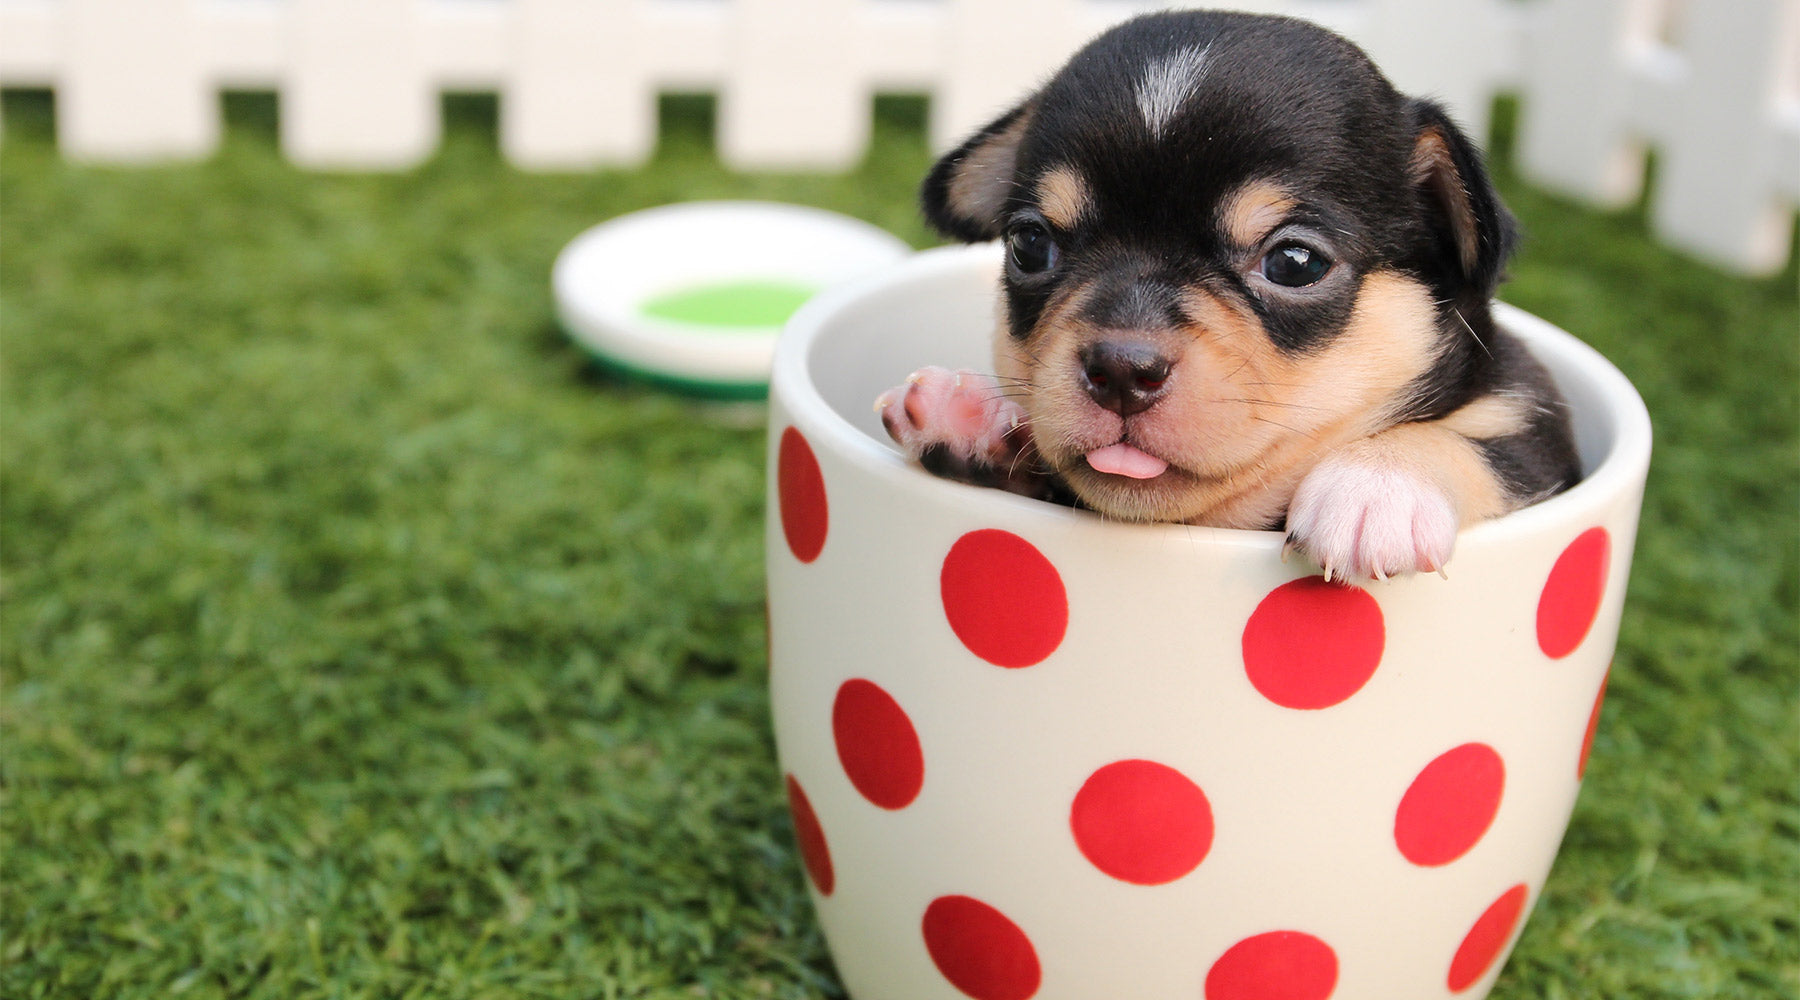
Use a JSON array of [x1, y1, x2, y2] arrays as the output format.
[[779, 243, 1650, 544]]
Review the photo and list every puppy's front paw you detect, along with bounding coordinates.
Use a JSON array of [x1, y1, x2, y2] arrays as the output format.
[[876, 367, 1029, 483], [1285, 456, 1459, 581]]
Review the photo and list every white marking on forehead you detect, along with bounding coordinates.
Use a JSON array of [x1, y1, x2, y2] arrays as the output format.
[[1135, 44, 1213, 140]]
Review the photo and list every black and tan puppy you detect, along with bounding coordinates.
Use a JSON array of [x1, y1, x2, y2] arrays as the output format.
[[877, 10, 1580, 580]]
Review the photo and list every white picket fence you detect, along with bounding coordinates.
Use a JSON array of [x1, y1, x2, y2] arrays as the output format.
[[0, 0, 1794, 274]]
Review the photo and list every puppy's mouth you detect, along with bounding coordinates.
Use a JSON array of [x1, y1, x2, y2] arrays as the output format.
[[1084, 442, 1170, 480]]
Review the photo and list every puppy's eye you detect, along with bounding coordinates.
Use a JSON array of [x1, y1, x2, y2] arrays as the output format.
[[1261, 242, 1332, 287], [1006, 221, 1059, 274]]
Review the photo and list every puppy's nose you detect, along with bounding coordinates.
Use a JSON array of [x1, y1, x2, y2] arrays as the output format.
[[1079, 341, 1173, 417]]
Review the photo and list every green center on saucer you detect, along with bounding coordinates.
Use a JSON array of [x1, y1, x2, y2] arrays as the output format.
[[639, 279, 817, 331]]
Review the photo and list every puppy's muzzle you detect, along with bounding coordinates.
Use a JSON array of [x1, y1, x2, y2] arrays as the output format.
[[1079, 340, 1174, 417]]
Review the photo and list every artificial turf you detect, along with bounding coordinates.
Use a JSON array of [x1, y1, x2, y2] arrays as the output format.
[[2, 89, 1795, 999]]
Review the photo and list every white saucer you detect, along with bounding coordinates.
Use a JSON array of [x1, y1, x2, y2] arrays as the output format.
[[553, 201, 912, 398]]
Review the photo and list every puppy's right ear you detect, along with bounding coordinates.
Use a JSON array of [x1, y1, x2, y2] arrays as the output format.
[[920, 100, 1037, 242], [1406, 99, 1517, 300]]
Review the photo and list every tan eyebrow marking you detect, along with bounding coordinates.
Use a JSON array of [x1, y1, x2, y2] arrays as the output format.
[[1221, 180, 1296, 248], [1035, 166, 1094, 230]]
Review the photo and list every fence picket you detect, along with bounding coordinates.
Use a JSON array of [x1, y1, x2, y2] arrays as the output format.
[[63, 0, 215, 160], [504, 0, 656, 169]]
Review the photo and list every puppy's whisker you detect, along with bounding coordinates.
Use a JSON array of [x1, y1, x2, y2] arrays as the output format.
[[1006, 442, 1043, 480], [1452, 307, 1493, 359], [1216, 397, 1330, 412], [1249, 415, 1312, 437]]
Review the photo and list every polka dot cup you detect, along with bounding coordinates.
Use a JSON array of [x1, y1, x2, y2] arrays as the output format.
[[766, 245, 1650, 1000]]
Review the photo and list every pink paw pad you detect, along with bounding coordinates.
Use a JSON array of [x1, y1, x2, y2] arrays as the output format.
[[876, 367, 1027, 471]]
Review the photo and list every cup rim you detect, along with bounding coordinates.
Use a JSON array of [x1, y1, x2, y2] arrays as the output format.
[[771, 243, 1651, 553]]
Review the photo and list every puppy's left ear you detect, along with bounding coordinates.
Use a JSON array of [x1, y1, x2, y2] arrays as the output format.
[[920, 98, 1038, 243], [1407, 100, 1517, 298]]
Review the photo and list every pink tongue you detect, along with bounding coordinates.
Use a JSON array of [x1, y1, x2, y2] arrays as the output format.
[[1085, 443, 1169, 479]]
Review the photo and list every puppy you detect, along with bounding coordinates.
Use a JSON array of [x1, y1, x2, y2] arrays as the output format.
[[877, 10, 1580, 581]]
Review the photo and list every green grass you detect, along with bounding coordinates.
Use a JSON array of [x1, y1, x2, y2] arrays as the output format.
[[2, 90, 1795, 999]]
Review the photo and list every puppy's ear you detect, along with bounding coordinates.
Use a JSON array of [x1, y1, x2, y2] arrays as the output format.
[[920, 100, 1037, 242], [1407, 100, 1517, 298]]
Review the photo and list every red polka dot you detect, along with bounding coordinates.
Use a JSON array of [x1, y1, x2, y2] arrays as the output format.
[[784, 774, 834, 895], [1395, 743, 1506, 866], [1241, 577, 1385, 710], [832, 679, 924, 810], [1578, 669, 1610, 779], [921, 895, 1041, 1000], [778, 427, 828, 564], [1070, 759, 1214, 885], [940, 530, 1067, 668], [1448, 883, 1530, 992], [1205, 930, 1338, 1000], [1537, 527, 1610, 659]]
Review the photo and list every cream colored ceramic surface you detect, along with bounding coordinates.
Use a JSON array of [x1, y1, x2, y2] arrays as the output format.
[[765, 245, 1650, 1000]]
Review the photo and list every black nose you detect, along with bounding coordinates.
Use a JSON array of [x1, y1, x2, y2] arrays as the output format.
[[1080, 341, 1174, 417]]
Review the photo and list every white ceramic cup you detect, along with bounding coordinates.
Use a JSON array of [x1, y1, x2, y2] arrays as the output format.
[[765, 244, 1650, 1000]]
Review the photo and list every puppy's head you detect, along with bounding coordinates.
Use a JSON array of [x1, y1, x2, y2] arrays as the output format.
[[922, 12, 1515, 527]]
